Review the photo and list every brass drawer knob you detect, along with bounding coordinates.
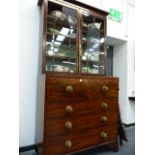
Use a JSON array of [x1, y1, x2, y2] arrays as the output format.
[[102, 85, 109, 92], [66, 85, 74, 93], [101, 102, 108, 109], [101, 131, 108, 138], [101, 116, 108, 122], [65, 140, 72, 148], [65, 105, 73, 113], [65, 121, 72, 129]]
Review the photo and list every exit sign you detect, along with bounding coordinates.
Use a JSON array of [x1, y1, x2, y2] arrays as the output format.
[[109, 8, 123, 22]]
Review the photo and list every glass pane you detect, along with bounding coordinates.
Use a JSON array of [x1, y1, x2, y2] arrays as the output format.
[[81, 14, 105, 75], [46, 2, 77, 73], [46, 57, 76, 73]]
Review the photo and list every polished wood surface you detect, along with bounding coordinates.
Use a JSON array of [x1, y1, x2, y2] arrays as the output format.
[[44, 126, 117, 155], [46, 76, 118, 100], [42, 76, 119, 155], [46, 98, 118, 118], [45, 112, 118, 137], [37, 0, 119, 154]]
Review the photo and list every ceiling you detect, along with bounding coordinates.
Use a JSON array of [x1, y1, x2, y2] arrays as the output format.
[[106, 36, 126, 46]]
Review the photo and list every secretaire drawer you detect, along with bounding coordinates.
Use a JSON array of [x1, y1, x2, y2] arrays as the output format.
[[44, 126, 118, 155], [46, 98, 118, 118], [46, 76, 119, 100], [45, 111, 118, 138]]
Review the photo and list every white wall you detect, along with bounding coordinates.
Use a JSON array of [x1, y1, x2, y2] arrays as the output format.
[[76, 0, 103, 11], [113, 0, 135, 124], [128, 0, 135, 6], [113, 43, 128, 123], [127, 2, 135, 97], [113, 42, 135, 124], [19, 0, 40, 147], [105, 0, 128, 41], [126, 1, 135, 124]]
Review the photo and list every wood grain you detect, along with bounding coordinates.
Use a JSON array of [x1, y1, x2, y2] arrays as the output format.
[[42, 76, 119, 154], [45, 111, 118, 138], [46, 98, 118, 118], [44, 126, 117, 155], [37, 0, 119, 154], [46, 76, 118, 100]]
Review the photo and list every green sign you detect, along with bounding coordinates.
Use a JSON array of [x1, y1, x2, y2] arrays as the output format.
[[109, 8, 123, 22]]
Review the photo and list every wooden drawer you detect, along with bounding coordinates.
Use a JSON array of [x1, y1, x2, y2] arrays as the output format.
[[46, 98, 118, 118], [46, 76, 118, 100], [45, 111, 118, 138], [44, 126, 118, 155]]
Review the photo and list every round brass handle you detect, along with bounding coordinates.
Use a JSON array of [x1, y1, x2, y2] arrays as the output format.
[[65, 105, 73, 113], [102, 85, 109, 92], [65, 139, 72, 148], [65, 121, 72, 129], [101, 102, 108, 109], [66, 85, 74, 93], [101, 131, 108, 138], [101, 116, 108, 122]]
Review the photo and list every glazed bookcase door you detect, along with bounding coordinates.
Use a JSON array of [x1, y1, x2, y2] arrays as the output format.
[[81, 12, 106, 75], [45, 1, 78, 73]]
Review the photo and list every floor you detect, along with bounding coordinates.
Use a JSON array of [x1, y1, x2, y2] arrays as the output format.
[[20, 127, 135, 155]]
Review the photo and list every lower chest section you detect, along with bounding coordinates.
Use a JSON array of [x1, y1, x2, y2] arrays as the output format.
[[43, 76, 119, 155]]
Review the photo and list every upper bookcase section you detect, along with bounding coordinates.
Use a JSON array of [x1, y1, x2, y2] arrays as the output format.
[[38, 0, 109, 76]]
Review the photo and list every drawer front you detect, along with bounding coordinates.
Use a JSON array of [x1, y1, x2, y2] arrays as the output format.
[[46, 76, 118, 100], [45, 111, 118, 138], [44, 126, 118, 155], [46, 98, 118, 118]]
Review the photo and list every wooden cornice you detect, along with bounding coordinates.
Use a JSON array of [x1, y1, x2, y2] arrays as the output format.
[[37, 0, 109, 16]]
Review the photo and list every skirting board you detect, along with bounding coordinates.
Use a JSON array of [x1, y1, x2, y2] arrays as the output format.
[[19, 144, 38, 153], [123, 123, 135, 128]]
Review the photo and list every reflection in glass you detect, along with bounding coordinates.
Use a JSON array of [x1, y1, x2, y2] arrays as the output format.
[[81, 14, 105, 75], [46, 4, 77, 73]]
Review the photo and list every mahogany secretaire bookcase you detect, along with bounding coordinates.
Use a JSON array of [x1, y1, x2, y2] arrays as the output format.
[[37, 0, 119, 154]]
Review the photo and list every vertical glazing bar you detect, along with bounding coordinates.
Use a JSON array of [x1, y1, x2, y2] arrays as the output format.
[[104, 17, 107, 76], [42, 0, 48, 73], [77, 9, 82, 75]]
